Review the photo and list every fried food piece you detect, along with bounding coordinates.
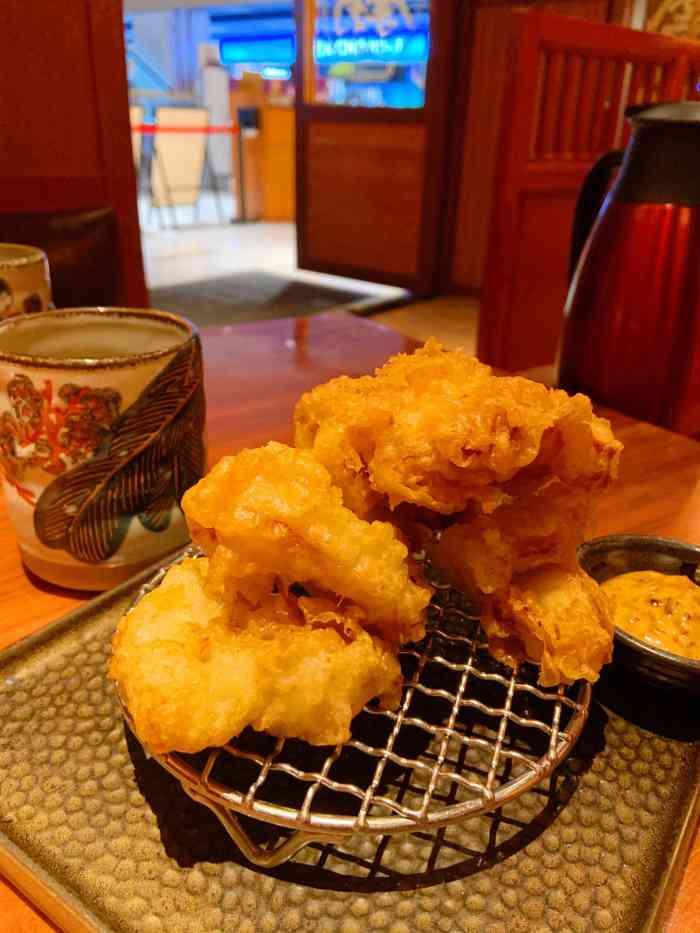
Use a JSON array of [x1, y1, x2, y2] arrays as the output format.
[[423, 482, 614, 685], [295, 341, 621, 685], [426, 479, 591, 600], [421, 474, 614, 685], [182, 442, 431, 644], [481, 566, 613, 687], [109, 558, 403, 753], [294, 339, 621, 517]]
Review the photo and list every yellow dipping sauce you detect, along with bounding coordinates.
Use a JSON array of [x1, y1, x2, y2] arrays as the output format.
[[601, 570, 700, 660]]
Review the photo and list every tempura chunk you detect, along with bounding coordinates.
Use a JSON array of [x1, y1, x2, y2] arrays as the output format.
[[481, 566, 613, 686], [427, 479, 591, 600], [109, 558, 403, 753], [294, 339, 621, 517], [181, 442, 431, 644]]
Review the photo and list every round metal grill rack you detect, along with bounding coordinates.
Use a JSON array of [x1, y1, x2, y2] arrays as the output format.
[[121, 550, 591, 867]]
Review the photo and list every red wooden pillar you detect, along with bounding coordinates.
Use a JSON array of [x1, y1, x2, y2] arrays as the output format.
[[0, 0, 147, 307]]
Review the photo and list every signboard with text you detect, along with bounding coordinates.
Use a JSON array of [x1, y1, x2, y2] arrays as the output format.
[[315, 29, 429, 64]]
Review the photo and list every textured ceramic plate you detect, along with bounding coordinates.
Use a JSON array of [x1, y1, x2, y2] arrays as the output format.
[[0, 558, 699, 933]]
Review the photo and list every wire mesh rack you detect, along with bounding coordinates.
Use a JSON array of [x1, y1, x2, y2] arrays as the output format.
[[120, 549, 591, 867]]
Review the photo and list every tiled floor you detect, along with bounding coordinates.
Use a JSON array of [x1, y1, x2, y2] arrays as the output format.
[[139, 200, 479, 353], [140, 196, 404, 299]]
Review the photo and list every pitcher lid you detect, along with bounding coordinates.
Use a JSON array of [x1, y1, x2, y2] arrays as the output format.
[[626, 101, 700, 125]]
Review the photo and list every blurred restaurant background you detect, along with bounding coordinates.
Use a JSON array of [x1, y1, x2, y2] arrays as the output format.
[[3, 0, 700, 367]]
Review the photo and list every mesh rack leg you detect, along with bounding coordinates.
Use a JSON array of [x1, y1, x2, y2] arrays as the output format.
[[181, 780, 342, 867]]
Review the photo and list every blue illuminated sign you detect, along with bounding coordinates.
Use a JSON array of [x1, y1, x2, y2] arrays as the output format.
[[315, 30, 429, 65], [219, 35, 296, 66], [261, 65, 292, 81]]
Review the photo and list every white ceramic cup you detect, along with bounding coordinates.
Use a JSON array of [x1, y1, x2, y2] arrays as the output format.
[[0, 244, 52, 318], [0, 307, 206, 590]]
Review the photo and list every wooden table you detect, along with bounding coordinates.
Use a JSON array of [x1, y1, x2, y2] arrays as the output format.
[[0, 311, 698, 932]]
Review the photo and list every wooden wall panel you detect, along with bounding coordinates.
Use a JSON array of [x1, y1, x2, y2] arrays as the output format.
[[89, 0, 147, 307], [450, 8, 516, 291], [539, 0, 609, 17], [0, 0, 147, 307], [475, 10, 695, 371], [450, 2, 610, 293], [304, 122, 426, 281], [493, 189, 580, 370], [0, 1, 102, 181]]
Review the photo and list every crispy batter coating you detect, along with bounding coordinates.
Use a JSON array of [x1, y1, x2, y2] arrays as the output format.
[[295, 341, 621, 685], [294, 339, 621, 517], [426, 479, 591, 600], [412, 479, 614, 685], [481, 566, 613, 687], [110, 339, 624, 760], [181, 442, 431, 644], [109, 558, 403, 753]]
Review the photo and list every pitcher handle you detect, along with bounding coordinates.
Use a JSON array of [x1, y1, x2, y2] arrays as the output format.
[[569, 150, 624, 282]]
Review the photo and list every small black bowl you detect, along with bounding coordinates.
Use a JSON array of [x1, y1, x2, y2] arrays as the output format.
[[578, 534, 700, 691]]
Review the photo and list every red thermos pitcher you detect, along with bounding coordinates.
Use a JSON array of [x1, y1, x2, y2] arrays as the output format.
[[557, 102, 700, 435]]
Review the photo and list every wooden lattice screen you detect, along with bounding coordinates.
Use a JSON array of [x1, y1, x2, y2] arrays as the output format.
[[467, 10, 700, 370]]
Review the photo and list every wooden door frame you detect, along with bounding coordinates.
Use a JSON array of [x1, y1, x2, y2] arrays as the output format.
[[294, 1, 461, 293]]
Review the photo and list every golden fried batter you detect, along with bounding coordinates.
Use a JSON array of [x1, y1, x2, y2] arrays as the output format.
[[295, 341, 621, 685], [415, 480, 614, 684], [109, 558, 403, 753], [426, 480, 591, 600], [112, 338, 622, 756], [294, 339, 621, 517], [182, 442, 431, 644], [481, 566, 614, 686]]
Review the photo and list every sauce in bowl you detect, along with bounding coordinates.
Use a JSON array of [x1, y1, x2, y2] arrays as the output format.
[[601, 570, 700, 660]]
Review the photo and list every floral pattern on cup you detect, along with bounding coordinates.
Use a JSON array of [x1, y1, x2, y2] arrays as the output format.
[[33, 338, 205, 565], [0, 308, 206, 589], [0, 339, 205, 565], [0, 375, 120, 504]]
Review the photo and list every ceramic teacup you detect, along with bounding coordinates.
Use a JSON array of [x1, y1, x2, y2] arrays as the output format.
[[0, 244, 52, 318], [0, 307, 206, 590]]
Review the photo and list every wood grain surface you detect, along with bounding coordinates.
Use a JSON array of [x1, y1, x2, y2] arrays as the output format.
[[475, 11, 700, 373], [0, 880, 60, 933], [0, 0, 147, 307], [303, 121, 426, 279], [0, 312, 697, 931]]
